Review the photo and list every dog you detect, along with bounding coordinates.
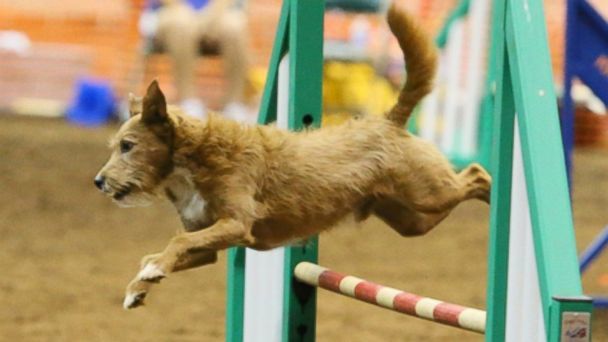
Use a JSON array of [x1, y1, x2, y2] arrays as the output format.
[[94, 3, 491, 310]]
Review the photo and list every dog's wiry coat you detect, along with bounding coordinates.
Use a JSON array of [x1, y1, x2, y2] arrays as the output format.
[[95, 4, 491, 309]]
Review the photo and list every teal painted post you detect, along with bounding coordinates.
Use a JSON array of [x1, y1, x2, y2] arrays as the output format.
[[505, 0, 591, 335], [226, 247, 246, 342], [257, 0, 291, 125], [435, 0, 471, 48], [286, 0, 324, 131], [282, 240, 319, 342], [484, 53, 515, 342], [282, 0, 324, 341], [484, 1, 514, 340], [477, 0, 504, 171]]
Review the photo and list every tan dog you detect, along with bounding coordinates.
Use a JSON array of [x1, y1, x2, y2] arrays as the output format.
[[95, 4, 491, 309]]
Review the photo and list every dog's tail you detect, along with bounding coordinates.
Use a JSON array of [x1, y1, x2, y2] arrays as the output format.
[[385, 3, 437, 127]]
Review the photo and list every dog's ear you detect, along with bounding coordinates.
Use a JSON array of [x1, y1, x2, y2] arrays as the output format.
[[141, 80, 168, 124], [128, 93, 143, 117]]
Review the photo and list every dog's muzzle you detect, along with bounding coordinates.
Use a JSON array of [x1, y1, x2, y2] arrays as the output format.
[[94, 175, 105, 190]]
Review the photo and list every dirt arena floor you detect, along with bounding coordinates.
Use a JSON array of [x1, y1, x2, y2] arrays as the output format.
[[1, 115, 607, 341]]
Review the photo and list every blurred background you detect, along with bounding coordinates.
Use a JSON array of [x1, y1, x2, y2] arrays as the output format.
[[1, 0, 608, 340]]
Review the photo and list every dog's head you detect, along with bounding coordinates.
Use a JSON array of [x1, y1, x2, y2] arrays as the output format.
[[94, 80, 175, 207]]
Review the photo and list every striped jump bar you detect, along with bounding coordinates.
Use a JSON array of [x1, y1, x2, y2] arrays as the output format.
[[294, 262, 486, 334]]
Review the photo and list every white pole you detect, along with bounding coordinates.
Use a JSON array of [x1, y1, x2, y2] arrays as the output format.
[[242, 53, 291, 342], [505, 120, 546, 342]]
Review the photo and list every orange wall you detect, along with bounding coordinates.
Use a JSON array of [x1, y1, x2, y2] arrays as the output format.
[[1, 0, 607, 101]]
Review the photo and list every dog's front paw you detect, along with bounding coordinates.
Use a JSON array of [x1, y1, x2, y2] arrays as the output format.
[[137, 262, 167, 282], [123, 291, 147, 309], [124, 278, 152, 309], [140, 253, 162, 269]]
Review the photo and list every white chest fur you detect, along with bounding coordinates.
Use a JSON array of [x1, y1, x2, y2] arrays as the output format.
[[163, 169, 211, 231], [181, 192, 207, 222]]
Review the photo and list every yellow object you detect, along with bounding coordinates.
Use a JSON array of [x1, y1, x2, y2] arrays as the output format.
[[323, 61, 398, 125], [248, 63, 399, 127], [245, 67, 268, 105]]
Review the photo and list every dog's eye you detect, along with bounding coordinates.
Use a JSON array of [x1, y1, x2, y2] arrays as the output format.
[[120, 140, 135, 154]]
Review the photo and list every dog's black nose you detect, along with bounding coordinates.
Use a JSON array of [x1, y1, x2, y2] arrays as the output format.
[[94, 176, 105, 190]]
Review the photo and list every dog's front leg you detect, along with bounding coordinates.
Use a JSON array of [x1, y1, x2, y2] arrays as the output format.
[[123, 218, 243, 310], [136, 218, 252, 283], [139, 250, 218, 272], [123, 250, 218, 309]]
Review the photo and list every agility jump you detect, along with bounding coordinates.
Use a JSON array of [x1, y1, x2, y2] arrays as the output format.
[[226, 0, 593, 341]]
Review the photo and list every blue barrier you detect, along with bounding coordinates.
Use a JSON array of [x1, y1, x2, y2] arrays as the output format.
[[579, 225, 608, 307], [579, 226, 608, 272], [563, 0, 608, 178], [564, 0, 608, 308], [66, 79, 116, 127]]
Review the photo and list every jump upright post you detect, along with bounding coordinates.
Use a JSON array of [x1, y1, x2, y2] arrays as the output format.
[[226, 0, 593, 341]]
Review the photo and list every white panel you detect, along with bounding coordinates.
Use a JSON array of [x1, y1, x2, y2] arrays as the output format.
[[277, 54, 290, 130], [242, 53, 291, 342], [505, 119, 546, 342], [460, 0, 490, 157], [440, 20, 465, 154], [243, 248, 285, 342], [419, 1, 489, 157], [419, 53, 445, 144]]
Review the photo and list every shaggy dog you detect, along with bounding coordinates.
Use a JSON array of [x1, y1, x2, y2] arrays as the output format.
[[95, 4, 491, 309]]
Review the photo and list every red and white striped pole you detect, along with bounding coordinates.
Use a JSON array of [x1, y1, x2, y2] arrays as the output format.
[[294, 262, 486, 334]]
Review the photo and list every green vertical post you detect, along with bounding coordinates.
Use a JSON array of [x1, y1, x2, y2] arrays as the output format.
[[226, 247, 246, 342], [484, 1, 513, 340], [257, 0, 291, 125], [282, 0, 324, 341], [282, 240, 319, 342], [484, 42, 515, 342], [505, 0, 591, 336], [434, 0, 470, 48], [477, 0, 503, 171]]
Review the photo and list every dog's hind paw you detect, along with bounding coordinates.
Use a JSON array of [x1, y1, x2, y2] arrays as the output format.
[[123, 291, 147, 309], [137, 263, 166, 282]]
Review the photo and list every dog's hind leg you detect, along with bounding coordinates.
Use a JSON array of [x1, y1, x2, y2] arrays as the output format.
[[373, 198, 451, 236], [401, 163, 491, 214], [123, 250, 218, 309], [460, 163, 492, 203]]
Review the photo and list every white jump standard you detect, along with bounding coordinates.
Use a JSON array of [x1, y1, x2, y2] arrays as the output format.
[[294, 262, 486, 334]]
